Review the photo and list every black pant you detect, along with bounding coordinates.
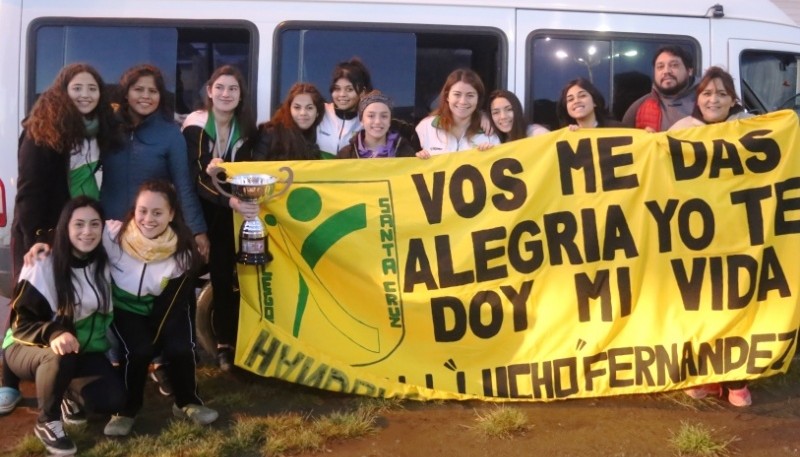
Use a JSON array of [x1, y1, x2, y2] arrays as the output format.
[[111, 304, 203, 416], [206, 204, 240, 347], [2, 312, 21, 390], [4, 344, 124, 422]]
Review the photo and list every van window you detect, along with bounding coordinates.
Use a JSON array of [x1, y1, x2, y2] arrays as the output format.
[[276, 23, 505, 125], [527, 33, 699, 129], [29, 20, 256, 118], [740, 50, 800, 115]]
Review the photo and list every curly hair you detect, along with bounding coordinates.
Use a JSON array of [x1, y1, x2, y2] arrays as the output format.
[[22, 63, 119, 154]]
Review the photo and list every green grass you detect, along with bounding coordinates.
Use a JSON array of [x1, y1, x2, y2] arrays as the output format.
[[669, 421, 738, 457], [471, 405, 529, 439], [7, 434, 43, 457], [11, 384, 384, 457]]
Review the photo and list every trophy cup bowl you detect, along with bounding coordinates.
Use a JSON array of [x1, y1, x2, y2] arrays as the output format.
[[209, 166, 294, 265]]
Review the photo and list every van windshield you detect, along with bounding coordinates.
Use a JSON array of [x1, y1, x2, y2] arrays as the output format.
[[740, 50, 800, 116]]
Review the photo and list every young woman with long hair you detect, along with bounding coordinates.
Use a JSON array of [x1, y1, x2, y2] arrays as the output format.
[[3, 62, 119, 415], [415, 68, 499, 158], [488, 89, 549, 143], [182, 65, 258, 371], [103, 180, 216, 436], [101, 64, 209, 258], [316, 58, 373, 157], [489, 89, 550, 143], [4, 197, 124, 455], [11, 63, 119, 281], [556, 78, 623, 129], [253, 82, 325, 161]]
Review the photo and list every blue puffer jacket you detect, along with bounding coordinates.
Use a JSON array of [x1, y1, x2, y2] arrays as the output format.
[[101, 113, 206, 234]]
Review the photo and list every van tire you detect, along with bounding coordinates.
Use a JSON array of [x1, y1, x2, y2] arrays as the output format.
[[195, 282, 218, 358]]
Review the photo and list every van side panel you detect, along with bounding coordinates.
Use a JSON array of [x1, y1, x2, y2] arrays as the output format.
[[0, 0, 23, 297]]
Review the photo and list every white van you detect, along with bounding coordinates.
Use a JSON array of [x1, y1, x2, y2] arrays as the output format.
[[1, 0, 799, 298]]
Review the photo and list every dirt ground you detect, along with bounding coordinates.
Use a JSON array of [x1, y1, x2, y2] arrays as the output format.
[[2, 356, 800, 457]]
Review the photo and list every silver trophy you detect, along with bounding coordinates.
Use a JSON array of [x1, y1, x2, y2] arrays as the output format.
[[210, 166, 293, 265]]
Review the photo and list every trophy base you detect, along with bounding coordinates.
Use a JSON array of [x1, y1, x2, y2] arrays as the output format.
[[237, 236, 273, 265], [236, 251, 273, 265]]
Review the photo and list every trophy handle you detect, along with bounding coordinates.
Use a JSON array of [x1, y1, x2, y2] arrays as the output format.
[[208, 166, 235, 199], [271, 166, 294, 199]]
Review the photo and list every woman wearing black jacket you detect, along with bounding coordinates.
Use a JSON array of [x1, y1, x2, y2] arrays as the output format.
[[3, 62, 118, 416], [253, 82, 325, 161], [182, 65, 258, 371], [4, 197, 124, 456]]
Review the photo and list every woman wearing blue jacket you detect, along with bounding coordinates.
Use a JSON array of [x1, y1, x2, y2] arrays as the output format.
[[101, 64, 209, 259]]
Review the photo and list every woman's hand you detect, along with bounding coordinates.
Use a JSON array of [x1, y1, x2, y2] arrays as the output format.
[[416, 149, 432, 159], [476, 143, 495, 151], [206, 158, 225, 176], [51, 332, 79, 355], [24, 243, 51, 267], [195, 233, 210, 263], [480, 112, 494, 136], [230, 198, 260, 220], [568, 124, 581, 131]]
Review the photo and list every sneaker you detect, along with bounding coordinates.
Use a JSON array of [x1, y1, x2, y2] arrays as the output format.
[[60, 398, 87, 425], [0, 386, 22, 415], [172, 403, 219, 425], [149, 365, 173, 396], [728, 386, 752, 407], [104, 414, 135, 437], [34, 420, 76, 456], [216, 346, 234, 372], [684, 383, 721, 399]]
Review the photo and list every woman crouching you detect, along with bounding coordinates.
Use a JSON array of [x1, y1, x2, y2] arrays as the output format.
[[103, 179, 217, 436]]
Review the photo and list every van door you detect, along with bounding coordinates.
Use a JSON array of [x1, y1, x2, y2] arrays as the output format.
[[515, 9, 709, 128], [728, 39, 800, 115]]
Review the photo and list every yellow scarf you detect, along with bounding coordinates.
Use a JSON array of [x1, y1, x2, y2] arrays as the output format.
[[121, 222, 178, 263]]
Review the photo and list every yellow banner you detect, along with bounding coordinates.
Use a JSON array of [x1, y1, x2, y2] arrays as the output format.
[[226, 110, 800, 401]]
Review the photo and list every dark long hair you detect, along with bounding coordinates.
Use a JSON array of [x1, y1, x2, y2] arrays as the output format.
[[260, 83, 325, 160], [204, 65, 256, 141], [488, 90, 527, 143], [556, 78, 613, 128], [51, 196, 110, 320], [23, 63, 119, 154], [691, 66, 744, 122], [117, 180, 201, 274], [329, 58, 373, 97], [118, 64, 171, 130], [433, 69, 486, 137]]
